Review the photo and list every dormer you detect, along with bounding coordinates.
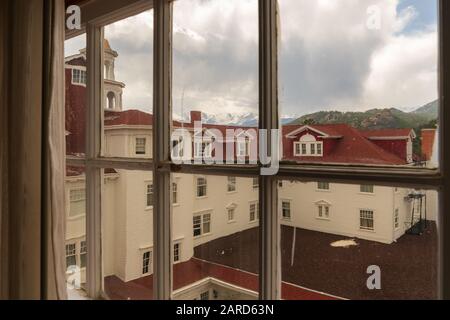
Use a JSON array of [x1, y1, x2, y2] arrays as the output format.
[[286, 125, 341, 158]]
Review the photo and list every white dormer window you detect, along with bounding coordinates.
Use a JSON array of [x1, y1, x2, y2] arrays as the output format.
[[237, 137, 251, 157], [72, 68, 87, 86], [294, 134, 323, 157]]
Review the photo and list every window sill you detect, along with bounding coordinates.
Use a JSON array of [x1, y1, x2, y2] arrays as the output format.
[[145, 206, 154, 211], [359, 228, 376, 233], [196, 196, 208, 200], [228, 220, 237, 224], [316, 189, 331, 193], [316, 217, 330, 221], [194, 232, 212, 240], [227, 190, 237, 195], [358, 192, 375, 196], [173, 203, 180, 208]]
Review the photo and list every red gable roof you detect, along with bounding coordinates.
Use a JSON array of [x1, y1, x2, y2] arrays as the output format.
[[283, 124, 407, 165], [361, 128, 414, 139], [105, 110, 154, 126]]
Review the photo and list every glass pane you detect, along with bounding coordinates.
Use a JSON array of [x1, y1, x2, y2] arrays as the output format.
[[65, 34, 87, 158], [172, 174, 259, 300], [279, 0, 439, 169], [278, 181, 438, 300], [102, 10, 153, 158], [102, 169, 154, 300], [172, 0, 259, 166], [65, 166, 88, 299]]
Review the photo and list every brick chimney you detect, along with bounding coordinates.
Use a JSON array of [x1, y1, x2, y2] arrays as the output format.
[[421, 128, 436, 161], [190, 111, 202, 124]]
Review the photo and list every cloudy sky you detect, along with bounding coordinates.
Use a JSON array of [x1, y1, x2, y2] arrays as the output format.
[[65, 0, 438, 119]]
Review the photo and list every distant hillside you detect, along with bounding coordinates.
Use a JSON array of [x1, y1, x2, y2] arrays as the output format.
[[290, 100, 438, 131], [289, 100, 438, 156], [412, 100, 438, 121]]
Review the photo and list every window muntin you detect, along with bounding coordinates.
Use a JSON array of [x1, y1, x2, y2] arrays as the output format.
[[200, 291, 210, 300], [80, 241, 87, 268], [66, 243, 77, 268], [360, 185, 374, 194], [249, 202, 260, 222], [227, 176, 237, 192], [317, 182, 330, 191], [394, 209, 400, 230], [196, 177, 207, 197], [360, 210, 374, 231], [72, 68, 87, 85], [146, 183, 153, 207], [228, 208, 235, 222], [135, 138, 147, 155], [174, 243, 180, 263], [281, 201, 291, 220], [193, 212, 211, 237], [172, 182, 178, 204], [318, 204, 330, 219], [142, 250, 152, 275]]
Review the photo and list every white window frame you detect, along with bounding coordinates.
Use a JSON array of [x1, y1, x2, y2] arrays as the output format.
[[172, 182, 178, 205], [146, 182, 153, 208], [394, 208, 400, 230], [316, 202, 330, 220], [142, 250, 152, 275], [249, 201, 260, 223], [360, 184, 374, 194], [317, 181, 330, 191], [135, 137, 147, 155], [193, 212, 212, 238], [281, 200, 291, 221], [196, 176, 207, 198], [64, 0, 450, 300], [360, 209, 375, 231], [227, 176, 237, 193], [72, 68, 87, 86], [173, 242, 181, 263]]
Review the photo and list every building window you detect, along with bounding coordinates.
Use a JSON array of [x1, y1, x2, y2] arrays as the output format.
[[282, 201, 291, 220], [301, 143, 307, 155], [72, 68, 87, 85], [249, 202, 259, 222], [318, 204, 330, 219], [196, 177, 207, 197], [142, 251, 152, 275], [394, 209, 400, 230], [174, 243, 180, 263], [135, 138, 146, 155], [237, 137, 250, 157], [228, 208, 235, 222], [360, 210, 375, 231], [80, 241, 87, 268], [172, 137, 184, 159], [66, 243, 77, 268], [317, 143, 323, 155], [200, 291, 210, 300], [317, 182, 330, 190], [253, 177, 259, 189], [194, 141, 212, 159], [69, 189, 86, 217], [193, 213, 211, 237], [294, 143, 301, 156], [360, 184, 374, 193], [227, 176, 236, 192], [146, 183, 153, 207], [172, 182, 178, 204], [294, 135, 323, 157]]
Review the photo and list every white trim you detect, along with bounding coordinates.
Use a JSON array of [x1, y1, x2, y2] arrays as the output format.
[[286, 125, 329, 139]]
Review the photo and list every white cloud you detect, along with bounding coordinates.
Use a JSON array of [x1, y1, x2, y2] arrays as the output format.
[[67, 0, 438, 118]]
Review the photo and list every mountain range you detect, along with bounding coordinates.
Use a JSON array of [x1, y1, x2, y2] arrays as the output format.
[[201, 100, 438, 131]]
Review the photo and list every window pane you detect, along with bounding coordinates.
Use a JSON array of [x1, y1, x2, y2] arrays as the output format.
[[172, 0, 259, 166], [65, 166, 87, 297], [278, 181, 438, 299], [173, 174, 259, 300], [279, 0, 439, 170], [102, 11, 153, 159], [65, 34, 87, 158], [102, 169, 154, 300]]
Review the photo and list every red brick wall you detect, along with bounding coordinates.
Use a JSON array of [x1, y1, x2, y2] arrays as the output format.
[[65, 68, 86, 155]]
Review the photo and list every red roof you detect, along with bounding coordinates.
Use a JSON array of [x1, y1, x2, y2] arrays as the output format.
[[105, 110, 154, 126], [104, 258, 340, 300], [361, 128, 414, 139], [283, 124, 407, 165]]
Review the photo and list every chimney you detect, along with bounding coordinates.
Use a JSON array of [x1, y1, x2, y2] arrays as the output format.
[[190, 111, 202, 124], [421, 128, 436, 161]]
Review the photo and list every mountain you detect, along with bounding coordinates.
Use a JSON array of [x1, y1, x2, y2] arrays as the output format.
[[412, 100, 438, 121], [289, 101, 438, 131], [202, 112, 296, 127]]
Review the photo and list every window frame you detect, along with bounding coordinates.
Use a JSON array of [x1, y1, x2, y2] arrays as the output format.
[[64, 0, 450, 300], [359, 209, 375, 231]]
